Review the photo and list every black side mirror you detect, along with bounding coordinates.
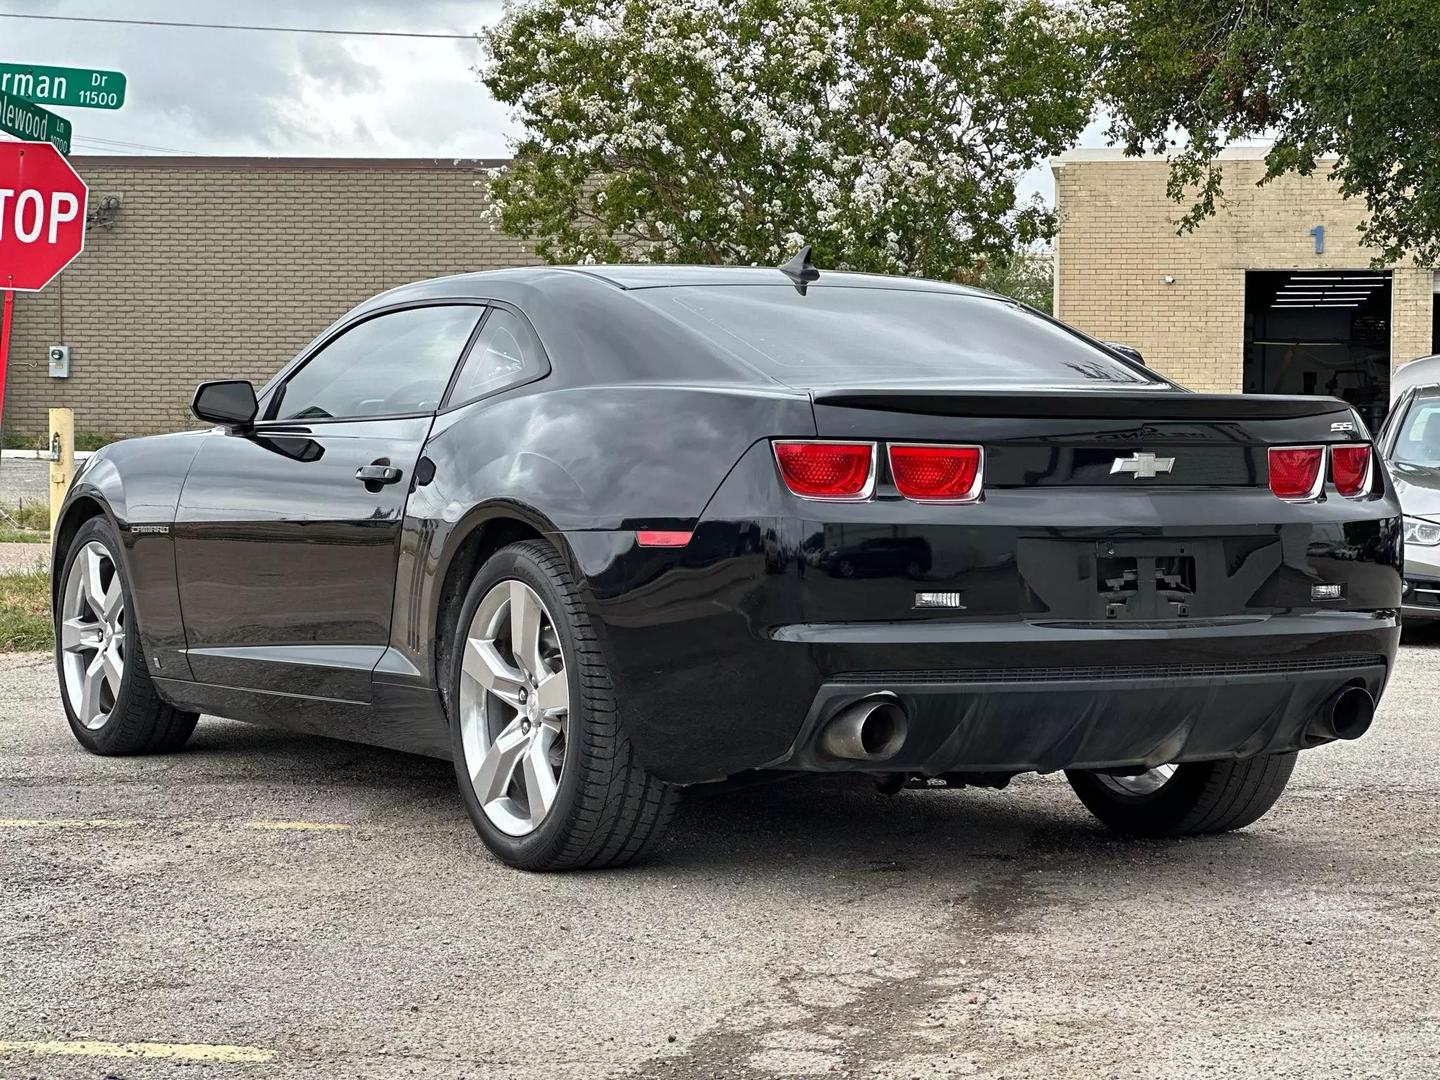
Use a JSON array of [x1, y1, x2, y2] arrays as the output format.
[[1103, 341, 1146, 366], [192, 380, 258, 428]]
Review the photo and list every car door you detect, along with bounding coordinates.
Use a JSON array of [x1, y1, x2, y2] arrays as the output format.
[[173, 302, 486, 700]]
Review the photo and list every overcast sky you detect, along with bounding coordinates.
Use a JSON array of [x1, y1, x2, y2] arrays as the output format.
[[0, 0, 1106, 201]]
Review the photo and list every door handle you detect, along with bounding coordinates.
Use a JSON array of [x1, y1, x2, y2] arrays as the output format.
[[355, 463, 403, 485]]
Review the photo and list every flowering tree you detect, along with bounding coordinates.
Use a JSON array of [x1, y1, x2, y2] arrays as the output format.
[[479, 0, 1099, 280]]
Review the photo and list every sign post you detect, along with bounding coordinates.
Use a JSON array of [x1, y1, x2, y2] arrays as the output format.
[[49, 407, 73, 537], [0, 63, 126, 111], [0, 290, 12, 451], [0, 141, 89, 454]]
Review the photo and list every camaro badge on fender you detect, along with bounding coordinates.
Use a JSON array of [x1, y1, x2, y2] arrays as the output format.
[[1110, 451, 1175, 478]]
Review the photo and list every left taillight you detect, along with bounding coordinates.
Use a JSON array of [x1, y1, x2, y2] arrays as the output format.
[[1268, 446, 1325, 501], [773, 441, 876, 501]]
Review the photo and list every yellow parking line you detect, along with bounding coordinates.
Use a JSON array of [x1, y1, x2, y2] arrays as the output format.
[[0, 818, 142, 828], [0, 1039, 276, 1064], [0, 818, 351, 831], [241, 820, 351, 831]]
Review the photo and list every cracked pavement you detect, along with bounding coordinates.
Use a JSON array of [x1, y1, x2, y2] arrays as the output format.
[[2, 633, 1439, 1079]]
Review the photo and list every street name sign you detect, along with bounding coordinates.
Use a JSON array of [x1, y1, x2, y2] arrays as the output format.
[[0, 89, 71, 155], [0, 141, 88, 291], [0, 62, 126, 110]]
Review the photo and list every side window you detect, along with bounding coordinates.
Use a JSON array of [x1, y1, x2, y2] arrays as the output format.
[[446, 308, 545, 407], [273, 305, 483, 421], [1393, 394, 1440, 466]]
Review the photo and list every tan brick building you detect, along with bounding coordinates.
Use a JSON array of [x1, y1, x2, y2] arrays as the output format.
[[1053, 147, 1438, 430], [4, 157, 536, 440]]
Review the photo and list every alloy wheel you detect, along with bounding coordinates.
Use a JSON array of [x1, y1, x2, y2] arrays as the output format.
[[1096, 763, 1177, 797], [459, 579, 570, 837], [59, 540, 127, 731]]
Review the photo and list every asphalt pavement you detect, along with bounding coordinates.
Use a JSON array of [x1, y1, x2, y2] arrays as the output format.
[[2, 636, 1439, 1079], [0, 458, 52, 509]]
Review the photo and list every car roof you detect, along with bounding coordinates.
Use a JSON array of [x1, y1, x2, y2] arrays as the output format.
[[1392, 354, 1440, 403], [549, 264, 994, 295], [373, 263, 996, 298]]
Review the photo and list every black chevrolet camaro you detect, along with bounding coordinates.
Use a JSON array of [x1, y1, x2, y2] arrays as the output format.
[[51, 257, 1402, 870]]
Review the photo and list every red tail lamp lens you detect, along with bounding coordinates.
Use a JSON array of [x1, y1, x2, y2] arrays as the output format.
[[1268, 446, 1325, 500], [1331, 444, 1372, 497], [888, 445, 983, 502], [773, 442, 874, 499]]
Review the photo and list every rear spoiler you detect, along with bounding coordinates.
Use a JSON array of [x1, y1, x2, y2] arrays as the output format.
[[811, 389, 1354, 422]]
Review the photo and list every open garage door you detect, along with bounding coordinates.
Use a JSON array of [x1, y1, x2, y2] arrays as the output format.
[[1244, 270, 1391, 430]]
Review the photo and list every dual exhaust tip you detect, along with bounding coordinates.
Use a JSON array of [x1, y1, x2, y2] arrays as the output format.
[[1308, 684, 1375, 743], [820, 693, 908, 761], [820, 684, 1376, 763]]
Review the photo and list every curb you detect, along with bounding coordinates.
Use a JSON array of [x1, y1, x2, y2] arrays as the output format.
[[1, 449, 94, 461]]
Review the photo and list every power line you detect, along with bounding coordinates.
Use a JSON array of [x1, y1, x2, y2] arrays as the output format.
[[0, 12, 477, 40], [73, 136, 194, 155]]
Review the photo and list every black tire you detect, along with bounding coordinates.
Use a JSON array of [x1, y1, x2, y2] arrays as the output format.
[[445, 540, 678, 871], [55, 518, 198, 755], [1066, 752, 1297, 838]]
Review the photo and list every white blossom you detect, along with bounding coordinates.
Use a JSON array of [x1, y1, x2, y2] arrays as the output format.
[[480, 0, 1094, 276]]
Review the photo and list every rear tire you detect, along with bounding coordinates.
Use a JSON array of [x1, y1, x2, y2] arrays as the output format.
[[55, 518, 198, 755], [445, 539, 678, 871], [1066, 753, 1297, 837]]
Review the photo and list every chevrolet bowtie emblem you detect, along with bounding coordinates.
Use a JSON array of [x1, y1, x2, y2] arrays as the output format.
[[1110, 451, 1175, 478]]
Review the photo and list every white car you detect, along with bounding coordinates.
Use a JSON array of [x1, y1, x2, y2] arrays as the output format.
[[1383, 354, 1440, 620]]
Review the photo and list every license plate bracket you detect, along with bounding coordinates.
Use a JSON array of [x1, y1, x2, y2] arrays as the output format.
[[1096, 542, 1198, 620]]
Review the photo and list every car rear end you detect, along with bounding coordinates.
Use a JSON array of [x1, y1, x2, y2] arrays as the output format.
[[607, 281, 1402, 785]]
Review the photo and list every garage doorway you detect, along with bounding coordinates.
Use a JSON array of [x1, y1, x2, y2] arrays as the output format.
[[1244, 270, 1391, 430]]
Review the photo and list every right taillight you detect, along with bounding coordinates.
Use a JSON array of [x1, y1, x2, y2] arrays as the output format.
[[773, 441, 875, 500], [1331, 444, 1372, 498], [1268, 446, 1325, 501], [888, 444, 984, 503]]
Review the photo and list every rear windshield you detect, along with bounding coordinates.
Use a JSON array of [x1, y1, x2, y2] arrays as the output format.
[[638, 285, 1159, 388]]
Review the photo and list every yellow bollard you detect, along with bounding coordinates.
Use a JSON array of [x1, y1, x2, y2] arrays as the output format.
[[48, 408, 74, 541]]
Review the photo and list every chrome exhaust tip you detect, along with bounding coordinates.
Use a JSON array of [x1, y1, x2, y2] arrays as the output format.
[[1308, 685, 1375, 743], [820, 694, 908, 761]]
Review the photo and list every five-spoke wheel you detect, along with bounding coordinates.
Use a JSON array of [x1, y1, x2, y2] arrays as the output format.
[[448, 540, 677, 870], [459, 579, 570, 836], [55, 518, 197, 755], [59, 540, 127, 731]]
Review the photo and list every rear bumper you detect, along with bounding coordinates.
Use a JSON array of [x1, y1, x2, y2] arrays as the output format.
[[770, 648, 1389, 776], [576, 538, 1400, 781]]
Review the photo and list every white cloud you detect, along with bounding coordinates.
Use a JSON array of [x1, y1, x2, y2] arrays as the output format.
[[0, 0, 514, 156]]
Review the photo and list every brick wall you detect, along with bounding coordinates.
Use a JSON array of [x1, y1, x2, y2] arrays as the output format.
[[4, 157, 539, 439], [1053, 149, 1436, 393]]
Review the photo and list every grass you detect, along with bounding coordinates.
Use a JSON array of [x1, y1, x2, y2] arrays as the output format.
[[3, 500, 50, 531], [0, 567, 51, 651], [0, 500, 50, 543]]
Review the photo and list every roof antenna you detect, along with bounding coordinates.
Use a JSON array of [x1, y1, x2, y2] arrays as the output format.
[[779, 244, 820, 294]]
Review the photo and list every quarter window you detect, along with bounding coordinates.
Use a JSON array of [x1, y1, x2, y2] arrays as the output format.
[[446, 308, 545, 407], [274, 305, 483, 421]]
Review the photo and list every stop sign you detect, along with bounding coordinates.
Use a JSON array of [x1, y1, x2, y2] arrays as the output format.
[[0, 141, 87, 292]]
